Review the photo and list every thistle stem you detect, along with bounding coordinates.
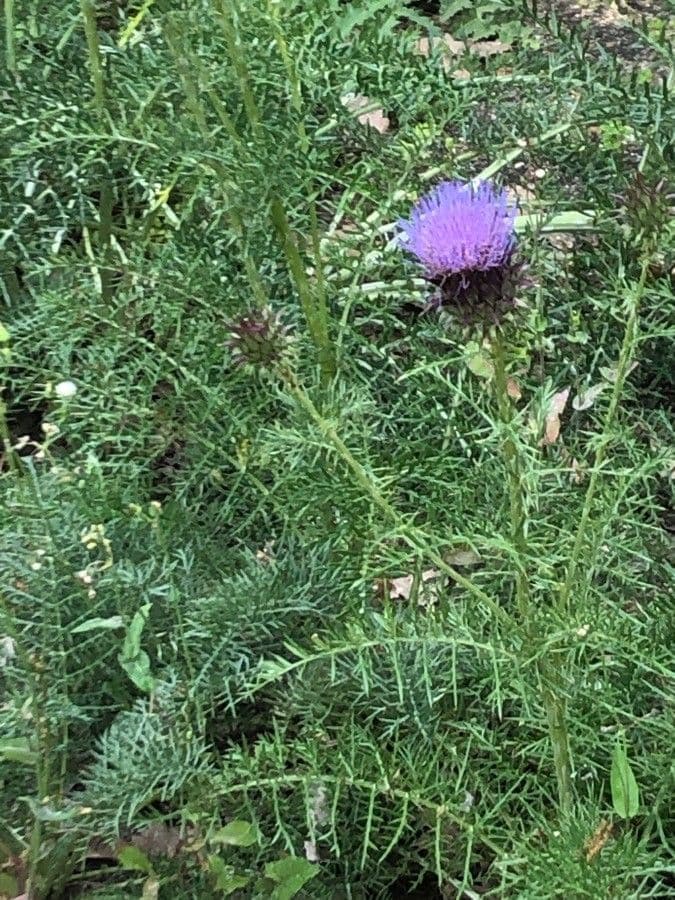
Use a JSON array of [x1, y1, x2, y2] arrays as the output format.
[[491, 329, 573, 815], [491, 331, 530, 623], [559, 255, 649, 613], [283, 368, 514, 629]]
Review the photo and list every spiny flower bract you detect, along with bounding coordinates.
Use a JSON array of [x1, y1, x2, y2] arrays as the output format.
[[227, 306, 291, 370]]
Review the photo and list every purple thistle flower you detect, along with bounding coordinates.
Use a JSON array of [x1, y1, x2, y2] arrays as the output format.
[[397, 180, 523, 323], [398, 180, 516, 278]]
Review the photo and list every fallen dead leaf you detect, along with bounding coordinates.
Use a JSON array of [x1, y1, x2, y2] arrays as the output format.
[[304, 840, 319, 862], [340, 93, 390, 133], [388, 568, 440, 601], [471, 40, 512, 58], [445, 548, 482, 567], [543, 387, 570, 446], [570, 457, 585, 484], [256, 541, 276, 565], [584, 819, 614, 862], [416, 34, 511, 69], [506, 377, 522, 400], [545, 232, 576, 252]]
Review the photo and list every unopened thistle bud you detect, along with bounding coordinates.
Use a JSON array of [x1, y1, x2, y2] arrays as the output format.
[[624, 172, 673, 250], [227, 306, 291, 370]]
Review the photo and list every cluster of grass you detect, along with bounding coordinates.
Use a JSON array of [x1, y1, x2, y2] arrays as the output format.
[[1, 1, 674, 897]]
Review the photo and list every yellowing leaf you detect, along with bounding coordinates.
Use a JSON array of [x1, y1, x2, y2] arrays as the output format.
[[467, 353, 494, 380]]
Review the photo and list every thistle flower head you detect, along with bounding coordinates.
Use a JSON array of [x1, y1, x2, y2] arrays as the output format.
[[398, 180, 517, 277], [227, 306, 290, 370], [397, 180, 521, 323]]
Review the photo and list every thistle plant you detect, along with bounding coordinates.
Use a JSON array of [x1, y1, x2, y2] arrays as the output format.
[[398, 178, 574, 809]]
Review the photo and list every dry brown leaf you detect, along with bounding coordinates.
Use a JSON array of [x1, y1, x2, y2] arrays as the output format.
[[389, 568, 439, 601], [471, 40, 512, 58], [340, 93, 390, 133], [543, 387, 570, 446], [506, 377, 522, 400], [545, 232, 576, 252], [445, 549, 482, 567], [584, 819, 614, 862], [570, 458, 585, 484], [128, 822, 189, 859], [255, 541, 276, 565], [416, 35, 465, 61], [416, 34, 511, 64]]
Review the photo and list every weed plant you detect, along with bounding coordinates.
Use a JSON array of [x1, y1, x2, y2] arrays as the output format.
[[1, 1, 674, 898]]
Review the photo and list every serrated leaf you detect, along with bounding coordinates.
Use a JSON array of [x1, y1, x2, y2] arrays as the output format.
[[265, 856, 319, 900], [610, 741, 640, 819], [0, 737, 37, 766], [118, 845, 154, 874], [72, 616, 124, 634], [212, 820, 258, 848]]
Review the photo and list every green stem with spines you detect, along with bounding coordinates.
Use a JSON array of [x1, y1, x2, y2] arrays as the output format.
[[283, 367, 514, 629], [491, 328, 573, 815], [4, 0, 15, 72], [559, 255, 649, 613]]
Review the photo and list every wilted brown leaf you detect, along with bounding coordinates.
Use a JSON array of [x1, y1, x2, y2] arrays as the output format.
[[255, 541, 276, 565], [543, 387, 570, 445], [388, 568, 440, 601], [416, 34, 511, 69], [506, 377, 522, 400], [584, 819, 613, 862], [570, 458, 585, 484], [445, 548, 482, 567], [471, 40, 512, 58], [340, 93, 390, 133]]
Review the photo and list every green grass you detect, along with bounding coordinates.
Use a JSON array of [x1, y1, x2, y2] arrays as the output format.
[[1, 1, 674, 897]]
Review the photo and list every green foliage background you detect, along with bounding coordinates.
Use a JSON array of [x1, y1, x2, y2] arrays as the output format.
[[1, 0, 673, 897]]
